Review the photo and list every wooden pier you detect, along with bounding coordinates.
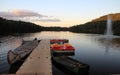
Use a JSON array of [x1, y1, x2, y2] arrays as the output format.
[[16, 39, 52, 75]]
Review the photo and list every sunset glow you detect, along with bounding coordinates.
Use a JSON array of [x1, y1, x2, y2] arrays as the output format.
[[0, 0, 120, 27]]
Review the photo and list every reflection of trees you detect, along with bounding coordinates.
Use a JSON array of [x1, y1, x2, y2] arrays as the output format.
[[96, 37, 120, 55], [98, 38, 120, 48]]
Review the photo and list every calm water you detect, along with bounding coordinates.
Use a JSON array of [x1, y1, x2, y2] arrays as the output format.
[[0, 31, 120, 75]]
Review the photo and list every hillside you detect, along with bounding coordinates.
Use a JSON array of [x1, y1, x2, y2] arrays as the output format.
[[92, 13, 120, 22], [1, 12, 120, 36], [70, 13, 120, 35], [0, 17, 68, 35], [0, 17, 43, 35]]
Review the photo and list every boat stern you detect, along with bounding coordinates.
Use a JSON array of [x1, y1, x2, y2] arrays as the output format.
[[7, 50, 18, 64]]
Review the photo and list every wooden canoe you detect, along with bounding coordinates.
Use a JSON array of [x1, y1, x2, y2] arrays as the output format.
[[52, 56, 89, 74], [7, 38, 40, 65]]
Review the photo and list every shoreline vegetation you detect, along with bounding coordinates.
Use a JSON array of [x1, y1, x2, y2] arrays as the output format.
[[0, 14, 120, 36], [69, 20, 120, 35], [0, 17, 68, 35]]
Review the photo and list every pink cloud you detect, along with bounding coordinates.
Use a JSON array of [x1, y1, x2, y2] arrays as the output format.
[[31, 18, 61, 22], [0, 9, 61, 22], [0, 10, 46, 18]]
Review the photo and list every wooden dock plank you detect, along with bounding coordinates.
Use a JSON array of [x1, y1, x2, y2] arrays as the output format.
[[16, 40, 52, 75]]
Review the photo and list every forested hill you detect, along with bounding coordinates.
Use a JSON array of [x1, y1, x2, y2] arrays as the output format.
[[70, 13, 120, 35], [1, 12, 120, 36], [92, 13, 120, 22], [0, 17, 68, 35], [0, 17, 44, 34]]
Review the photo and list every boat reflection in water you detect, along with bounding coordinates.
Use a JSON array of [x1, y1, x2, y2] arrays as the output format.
[[51, 39, 90, 75]]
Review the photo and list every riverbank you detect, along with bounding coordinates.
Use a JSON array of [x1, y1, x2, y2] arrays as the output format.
[[1, 17, 120, 36]]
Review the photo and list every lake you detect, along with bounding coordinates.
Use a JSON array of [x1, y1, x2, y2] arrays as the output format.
[[0, 31, 120, 75]]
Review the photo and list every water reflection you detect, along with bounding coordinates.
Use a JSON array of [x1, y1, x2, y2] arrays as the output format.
[[97, 38, 120, 50], [0, 31, 120, 75], [0, 37, 22, 74]]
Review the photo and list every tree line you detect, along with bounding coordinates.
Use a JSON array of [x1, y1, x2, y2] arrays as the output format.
[[42, 27, 68, 31], [69, 20, 120, 35], [0, 17, 68, 35], [0, 17, 44, 35], [0, 17, 120, 36]]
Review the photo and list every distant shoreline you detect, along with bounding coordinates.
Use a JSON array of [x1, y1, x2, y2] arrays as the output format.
[[0, 17, 120, 36]]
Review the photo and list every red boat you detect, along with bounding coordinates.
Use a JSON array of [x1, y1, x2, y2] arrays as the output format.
[[51, 43, 75, 53], [50, 39, 75, 55], [51, 43, 75, 52], [50, 39, 68, 44]]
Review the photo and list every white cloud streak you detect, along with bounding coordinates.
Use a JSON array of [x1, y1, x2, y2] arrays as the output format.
[[0, 9, 61, 22]]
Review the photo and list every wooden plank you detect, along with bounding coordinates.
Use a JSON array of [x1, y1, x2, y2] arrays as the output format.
[[16, 40, 52, 75]]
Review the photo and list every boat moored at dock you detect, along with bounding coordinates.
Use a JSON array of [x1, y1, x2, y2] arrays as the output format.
[[52, 56, 89, 75], [51, 39, 89, 74], [50, 39, 75, 56], [50, 39, 68, 44], [7, 38, 40, 65], [51, 43, 75, 52]]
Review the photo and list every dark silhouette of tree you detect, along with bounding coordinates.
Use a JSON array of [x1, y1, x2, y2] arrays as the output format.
[[0, 17, 68, 35], [42, 27, 68, 31], [0, 17, 43, 35], [69, 20, 120, 35], [1, 17, 120, 36]]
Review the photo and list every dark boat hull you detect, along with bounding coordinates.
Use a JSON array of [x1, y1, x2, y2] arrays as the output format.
[[7, 39, 40, 64], [52, 56, 89, 75], [51, 50, 75, 56]]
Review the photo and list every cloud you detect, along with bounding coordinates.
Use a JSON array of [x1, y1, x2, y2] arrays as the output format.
[[32, 18, 61, 22], [0, 9, 61, 22], [0, 10, 46, 18]]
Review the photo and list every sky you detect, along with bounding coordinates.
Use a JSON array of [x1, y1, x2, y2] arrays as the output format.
[[0, 0, 120, 27]]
